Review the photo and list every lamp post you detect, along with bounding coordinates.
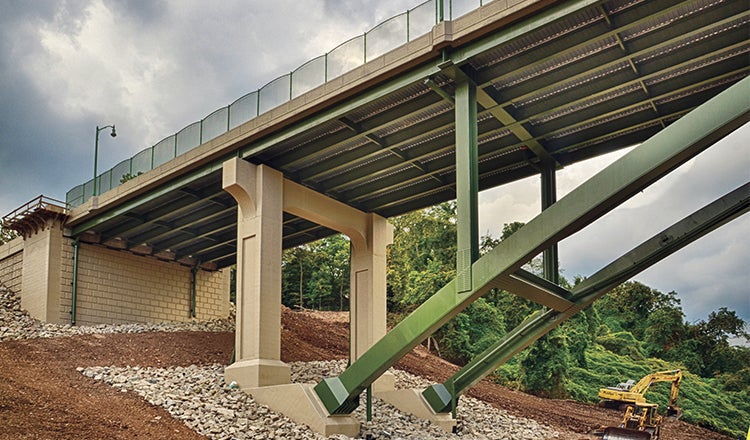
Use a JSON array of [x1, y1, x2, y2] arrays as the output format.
[[93, 124, 117, 196]]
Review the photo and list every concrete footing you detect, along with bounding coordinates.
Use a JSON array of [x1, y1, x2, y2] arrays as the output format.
[[249, 384, 360, 437], [376, 388, 456, 433], [224, 359, 291, 389]]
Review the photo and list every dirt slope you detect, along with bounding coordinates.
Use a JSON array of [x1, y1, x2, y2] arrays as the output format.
[[0, 309, 731, 440]]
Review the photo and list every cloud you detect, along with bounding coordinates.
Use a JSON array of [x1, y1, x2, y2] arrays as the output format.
[[0, 1, 746, 325]]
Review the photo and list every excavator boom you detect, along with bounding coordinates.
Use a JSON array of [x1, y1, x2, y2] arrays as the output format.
[[598, 369, 682, 411]]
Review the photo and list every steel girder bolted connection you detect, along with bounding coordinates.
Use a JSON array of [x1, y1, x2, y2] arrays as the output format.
[[313, 76, 749, 415]]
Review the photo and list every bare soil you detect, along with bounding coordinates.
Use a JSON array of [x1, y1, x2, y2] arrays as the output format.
[[0, 309, 731, 440]]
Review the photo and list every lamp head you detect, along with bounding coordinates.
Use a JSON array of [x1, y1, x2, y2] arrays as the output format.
[[110, 125, 117, 138]]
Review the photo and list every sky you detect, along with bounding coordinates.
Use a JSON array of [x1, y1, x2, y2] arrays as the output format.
[[0, 1, 747, 326]]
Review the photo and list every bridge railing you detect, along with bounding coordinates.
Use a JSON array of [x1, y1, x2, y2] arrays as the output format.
[[66, 0, 495, 208]]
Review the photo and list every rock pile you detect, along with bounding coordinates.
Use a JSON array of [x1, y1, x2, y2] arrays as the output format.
[[0, 284, 234, 341], [81, 360, 560, 440]]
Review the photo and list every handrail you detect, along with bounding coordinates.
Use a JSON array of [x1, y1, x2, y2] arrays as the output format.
[[66, 0, 494, 208], [2, 195, 69, 227]]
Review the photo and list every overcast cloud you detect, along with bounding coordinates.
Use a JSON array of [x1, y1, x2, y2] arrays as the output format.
[[0, 1, 747, 324]]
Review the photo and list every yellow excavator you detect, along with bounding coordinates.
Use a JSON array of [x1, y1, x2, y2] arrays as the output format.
[[598, 369, 682, 418], [597, 370, 683, 440]]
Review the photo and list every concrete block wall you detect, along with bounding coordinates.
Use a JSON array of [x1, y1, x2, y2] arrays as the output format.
[[0, 237, 24, 294], [66, 243, 230, 326]]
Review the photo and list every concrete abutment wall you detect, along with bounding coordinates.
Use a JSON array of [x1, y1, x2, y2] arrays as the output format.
[[0, 225, 230, 325]]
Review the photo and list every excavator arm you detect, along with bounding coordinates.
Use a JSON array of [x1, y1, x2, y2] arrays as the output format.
[[598, 369, 682, 411]]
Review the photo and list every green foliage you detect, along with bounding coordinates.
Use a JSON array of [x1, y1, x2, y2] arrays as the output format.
[[0, 225, 18, 245], [520, 327, 571, 398], [595, 330, 645, 360], [387, 202, 456, 310], [281, 234, 350, 311], [120, 171, 143, 184], [437, 298, 506, 364]]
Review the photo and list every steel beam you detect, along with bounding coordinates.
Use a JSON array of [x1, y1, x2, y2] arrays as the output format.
[[541, 164, 559, 283], [313, 77, 749, 415], [423, 181, 750, 412], [455, 79, 480, 293], [490, 269, 572, 312]]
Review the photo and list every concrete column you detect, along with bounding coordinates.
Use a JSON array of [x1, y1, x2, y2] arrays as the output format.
[[350, 213, 392, 361], [20, 217, 65, 323], [223, 158, 290, 388]]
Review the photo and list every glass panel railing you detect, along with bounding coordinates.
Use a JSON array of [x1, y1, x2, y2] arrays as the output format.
[[153, 135, 176, 168], [112, 159, 132, 186], [176, 122, 201, 156], [292, 55, 326, 99], [229, 91, 258, 129], [259, 74, 292, 114], [83, 179, 94, 202], [327, 35, 365, 80], [202, 107, 229, 142], [66, 184, 84, 207], [132, 148, 152, 176], [366, 13, 408, 61], [97, 170, 112, 194], [66, 0, 492, 207], [450, 0, 479, 20], [408, 0, 437, 39]]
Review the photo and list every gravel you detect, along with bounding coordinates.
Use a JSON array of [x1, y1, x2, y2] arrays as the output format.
[[80, 361, 560, 440], [0, 284, 234, 341], [2, 284, 560, 439]]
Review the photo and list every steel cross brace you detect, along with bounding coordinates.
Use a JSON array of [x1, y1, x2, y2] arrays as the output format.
[[313, 77, 749, 415], [423, 182, 750, 412]]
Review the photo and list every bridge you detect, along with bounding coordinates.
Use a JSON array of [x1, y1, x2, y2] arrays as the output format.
[[2, 0, 748, 435]]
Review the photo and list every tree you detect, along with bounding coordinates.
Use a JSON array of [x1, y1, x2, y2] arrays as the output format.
[[281, 235, 351, 311], [438, 298, 507, 364], [521, 327, 571, 398], [0, 225, 18, 245], [387, 202, 457, 312]]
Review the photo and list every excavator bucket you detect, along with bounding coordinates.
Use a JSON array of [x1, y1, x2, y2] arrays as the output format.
[[602, 427, 653, 440], [666, 405, 682, 420]]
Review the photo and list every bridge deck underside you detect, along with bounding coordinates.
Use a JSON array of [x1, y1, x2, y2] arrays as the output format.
[[74, 0, 748, 270]]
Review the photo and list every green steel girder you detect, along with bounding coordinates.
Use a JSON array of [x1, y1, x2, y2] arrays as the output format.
[[357, 83, 741, 214], [319, 63, 749, 208], [128, 207, 234, 246], [470, 2, 748, 97], [423, 181, 750, 413], [312, 77, 750, 415], [70, 161, 224, 236], [490, 268, 572, 312], [314, 6, 748, 199]]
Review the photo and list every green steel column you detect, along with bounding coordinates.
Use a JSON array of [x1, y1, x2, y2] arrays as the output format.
[[541, 164, 559, 284], [423, 182, 750, 413], [313, 77, 749, 416], [455, 79, 480, 293], [70, 239, 80, 325]]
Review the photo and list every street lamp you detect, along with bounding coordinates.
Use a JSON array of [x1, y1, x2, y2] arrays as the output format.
[[93, 124, 117, 196]]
